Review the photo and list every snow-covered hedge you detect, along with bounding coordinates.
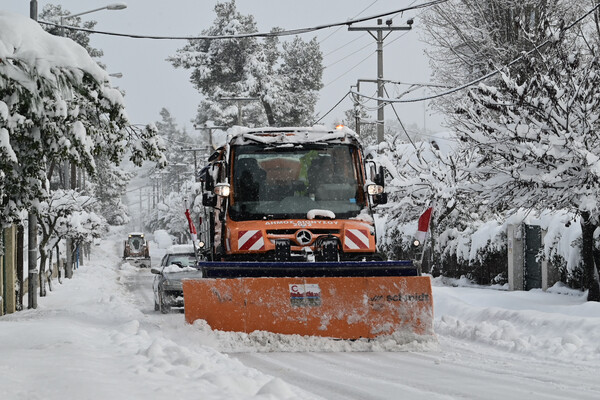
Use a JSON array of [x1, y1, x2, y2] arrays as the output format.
[[378, 129, 586, 288]]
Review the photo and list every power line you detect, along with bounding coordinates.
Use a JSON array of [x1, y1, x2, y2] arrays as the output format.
[[319, 0, 380, 45], [313, 92, 351, 124], [38, 0, 448, 40], [324, 40, 376, 69], [350, 2, 600, 104], [323, 50, 376, 88], [324, 35, 369, 57]]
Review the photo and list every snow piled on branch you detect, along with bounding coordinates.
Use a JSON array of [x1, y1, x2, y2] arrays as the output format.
[[0, 11, 109, 87]]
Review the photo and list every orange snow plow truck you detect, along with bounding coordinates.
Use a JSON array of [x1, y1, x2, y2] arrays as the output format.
[[182, 126, 433, 339]]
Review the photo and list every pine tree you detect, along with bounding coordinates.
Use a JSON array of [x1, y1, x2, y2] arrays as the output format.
[[154, 108, 196, 194], [169, 0, 323, 127]]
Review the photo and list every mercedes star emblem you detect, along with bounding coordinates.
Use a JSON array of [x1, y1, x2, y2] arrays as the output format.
[[296, 230, 312, 245]]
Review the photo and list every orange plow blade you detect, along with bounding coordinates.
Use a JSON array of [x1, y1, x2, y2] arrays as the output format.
[[182, 276, 433, 339]]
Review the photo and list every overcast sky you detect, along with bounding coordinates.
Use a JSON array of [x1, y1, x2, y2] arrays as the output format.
[[4, 0, 445, 134]]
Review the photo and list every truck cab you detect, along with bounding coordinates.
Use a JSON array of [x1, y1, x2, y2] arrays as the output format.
[[199, 126, 387, 262]]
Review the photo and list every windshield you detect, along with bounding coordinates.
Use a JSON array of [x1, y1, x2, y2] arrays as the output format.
[[165, 254, 197, 267], [229, 144, 365, 220], [128, 236, 144, 251]]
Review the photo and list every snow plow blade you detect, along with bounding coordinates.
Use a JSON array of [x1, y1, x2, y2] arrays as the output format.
[[182, 273, 433, 339]]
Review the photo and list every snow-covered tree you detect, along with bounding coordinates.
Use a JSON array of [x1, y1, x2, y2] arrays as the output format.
[[144, 180, 202, 243], [0, 12, 166, 226], [374, 131, 491, 274], [88, 155, 132, 225], [273, 36, 323, 126], [421, 0, 579, 123], [454, 10, 600, 299], [153, 108, 197, 193], [37, 4, 137, 227], [168, 0, 323, 127], [39, 4, 104, 61], [37, 189, 107, 294]]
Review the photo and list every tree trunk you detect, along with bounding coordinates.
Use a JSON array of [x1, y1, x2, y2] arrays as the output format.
[[262, 100, 276, 126], [581, 211, 600, 301], [38, 248, 47, 297]]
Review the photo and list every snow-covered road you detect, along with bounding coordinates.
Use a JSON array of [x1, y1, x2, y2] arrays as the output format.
[[230, 287, 600, 400], [2, 229, 600, 399]]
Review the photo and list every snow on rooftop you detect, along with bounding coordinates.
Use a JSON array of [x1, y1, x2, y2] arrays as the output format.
[[166, 243, 196, 254], [219, 125, 359, 148]]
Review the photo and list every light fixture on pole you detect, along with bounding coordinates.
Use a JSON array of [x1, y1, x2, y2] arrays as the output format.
[[60, 3, 128, 25]]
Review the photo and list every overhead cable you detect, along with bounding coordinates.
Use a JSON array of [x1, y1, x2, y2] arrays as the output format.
[[313, 92, 351, 124], [319, 0, 380, 45], [38, 0, 448, 40]]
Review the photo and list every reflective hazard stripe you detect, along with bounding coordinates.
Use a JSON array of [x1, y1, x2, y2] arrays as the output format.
[[344, 229, 370, 250], [238, 230, 265, 251]]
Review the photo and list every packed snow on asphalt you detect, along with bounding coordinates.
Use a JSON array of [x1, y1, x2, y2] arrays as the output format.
[[2, 227, 600, 400]]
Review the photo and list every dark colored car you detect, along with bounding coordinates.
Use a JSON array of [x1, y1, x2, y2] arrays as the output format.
[[151, 244, 200, 313]]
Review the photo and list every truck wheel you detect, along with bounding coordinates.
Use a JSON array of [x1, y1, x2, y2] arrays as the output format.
[[154, 299, 159, 311]]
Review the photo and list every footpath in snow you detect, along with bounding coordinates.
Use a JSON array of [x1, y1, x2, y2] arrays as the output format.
[[0, 229, 320, 400]]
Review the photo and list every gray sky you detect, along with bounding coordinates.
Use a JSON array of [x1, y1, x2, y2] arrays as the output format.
[[4, 0, 445, 134]]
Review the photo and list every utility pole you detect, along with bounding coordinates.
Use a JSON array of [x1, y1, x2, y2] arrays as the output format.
[[182, 148, 207, 181], [28, 0, 38, 309], [351, 84, 361, 136], [218, 97, 260, 126], [193, 124, 227, 152], [352, 78, 395, 139], [348, 18, 412, 143]]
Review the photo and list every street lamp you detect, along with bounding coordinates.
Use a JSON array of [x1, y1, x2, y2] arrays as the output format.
[[60, 3, 127, 25]]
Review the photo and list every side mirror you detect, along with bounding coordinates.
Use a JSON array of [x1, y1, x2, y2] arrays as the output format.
[[373, 192, 388, 205], [150, 267, 162, 275], [202, 192, 217, 207], [366, 183, 387, 205], [374, 166, 386, 187]]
